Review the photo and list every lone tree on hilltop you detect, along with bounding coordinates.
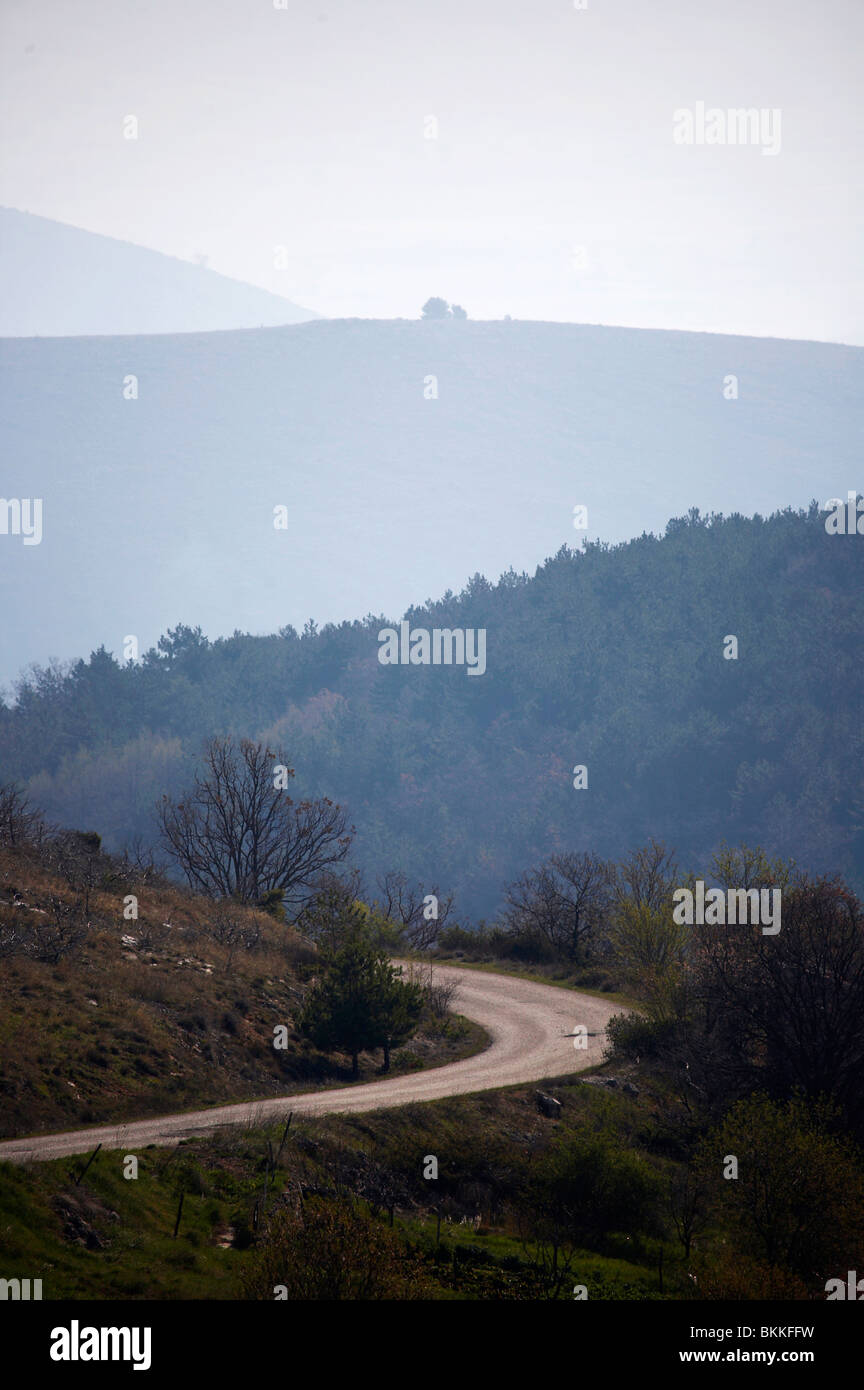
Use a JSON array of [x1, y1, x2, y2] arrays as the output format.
[[157, 736, 352, 910], [420, 297, 468, 319], [421, 297, 451, 319]]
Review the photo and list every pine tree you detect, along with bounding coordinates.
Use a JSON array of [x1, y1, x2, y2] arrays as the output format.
[[298, 940, 423, 1076], [369, 957, 424, 1072]]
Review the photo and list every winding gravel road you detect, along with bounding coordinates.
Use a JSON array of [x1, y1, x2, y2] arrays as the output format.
[[0, 964, 622, 1164]]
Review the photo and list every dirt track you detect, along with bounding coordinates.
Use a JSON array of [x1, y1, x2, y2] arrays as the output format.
[[0, 963, 622, 1164]]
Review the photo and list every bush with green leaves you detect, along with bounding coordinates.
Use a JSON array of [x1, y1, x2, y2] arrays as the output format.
[[695, 1094, 864, 1286]]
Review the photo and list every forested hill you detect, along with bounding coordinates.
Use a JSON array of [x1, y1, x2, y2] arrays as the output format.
[[3, 504, 862, 917]]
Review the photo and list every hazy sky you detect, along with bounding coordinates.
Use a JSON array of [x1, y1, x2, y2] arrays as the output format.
[[1, 0, 862, 341]]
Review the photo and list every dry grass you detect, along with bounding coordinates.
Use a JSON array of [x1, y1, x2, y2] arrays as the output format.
[[0, 846, 486, 1140]]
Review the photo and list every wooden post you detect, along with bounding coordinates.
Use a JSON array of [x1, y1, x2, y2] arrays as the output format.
[[172, 1191, 185, 1239], [74, 1143, 102, 1185], [658, 1245, 664, 1294], [275, 1113, 293, 1164]]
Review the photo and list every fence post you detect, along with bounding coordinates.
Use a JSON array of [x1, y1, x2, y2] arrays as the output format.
[[173, 1191, 185, 1239], [74, 1143, 102, 1185]]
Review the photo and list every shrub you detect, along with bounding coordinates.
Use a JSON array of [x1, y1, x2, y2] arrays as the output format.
[[242, 1194, 431, 1299], [605, 1012, 675, 1061], [695, 1095, 864, 1283]]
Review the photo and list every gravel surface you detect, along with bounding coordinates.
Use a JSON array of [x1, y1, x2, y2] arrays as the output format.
[[0, 963, 622, 1163]]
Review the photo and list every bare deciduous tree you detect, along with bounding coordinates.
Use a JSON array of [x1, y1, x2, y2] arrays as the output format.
[[157, 738, 352, 908], [25, 896, 89, 964], [47, 830, 105, 917], [134, 916, 172, 954], [208, 901, 262, 967], [610, 839, 679, 915], [373, 870, 453, 951], [406, 963, 458, 1019], [505, 851, 611, 963], [668, 1166, 709, 1259], [118, 835, 165, 888], [0, 783, 44, 849]]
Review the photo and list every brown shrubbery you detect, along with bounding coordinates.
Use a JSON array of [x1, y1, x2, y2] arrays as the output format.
[[242, 1192, 432, 1300]]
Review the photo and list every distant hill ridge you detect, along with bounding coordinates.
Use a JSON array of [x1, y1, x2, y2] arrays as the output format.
[[1, 315, 860, 684], [0, 207, 318, 337]]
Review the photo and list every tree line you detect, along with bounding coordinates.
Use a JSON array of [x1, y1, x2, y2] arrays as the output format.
[[2, 504, 861, 919]]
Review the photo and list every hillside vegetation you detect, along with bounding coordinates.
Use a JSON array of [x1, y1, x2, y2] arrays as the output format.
[[2, 1062, 862, 1301], [3, 505, 862, 917], [0, 834, 482, 1141]]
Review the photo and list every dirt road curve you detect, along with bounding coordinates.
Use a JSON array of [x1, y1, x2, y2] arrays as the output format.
[[0, 964, 623, 1164]]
